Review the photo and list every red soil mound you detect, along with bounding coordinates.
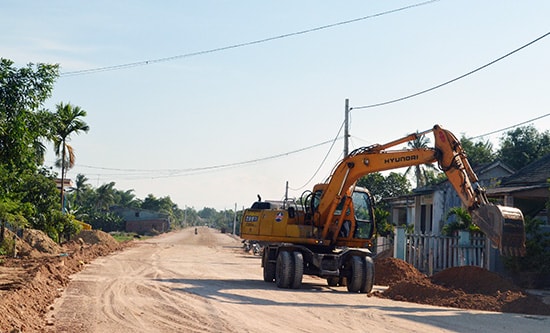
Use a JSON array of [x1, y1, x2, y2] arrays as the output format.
[[374, 257, 550, 316]]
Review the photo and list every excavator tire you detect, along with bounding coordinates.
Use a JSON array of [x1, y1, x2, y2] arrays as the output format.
[[263, 250, 276, 283], [290, 251, 304, 289], [276, 251, 293, 288], [346, 255, 364, 293], [360, 256, 375, 293]]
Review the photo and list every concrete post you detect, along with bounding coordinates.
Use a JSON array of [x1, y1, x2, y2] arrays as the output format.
[[394, 226, 406, 260], [458, 230, 470, 266]]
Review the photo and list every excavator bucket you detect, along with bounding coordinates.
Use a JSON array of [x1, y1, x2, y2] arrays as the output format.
[[471, 205, 526, 257]]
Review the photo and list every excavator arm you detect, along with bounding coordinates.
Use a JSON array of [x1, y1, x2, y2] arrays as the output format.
[[316, 125, 526, 256]]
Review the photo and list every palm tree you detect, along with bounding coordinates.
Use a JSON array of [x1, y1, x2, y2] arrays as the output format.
[[72, 173, 91, 205], [95, 182, 116, 211], [52, 102, 89, 212], [404, 132, 437, 188], [116, 189, 139, 208], [442, 207, 479, 236]]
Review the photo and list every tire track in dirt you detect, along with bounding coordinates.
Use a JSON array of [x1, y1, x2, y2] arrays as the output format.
[[47, 229, 237, 333], [46, 228, 550, 333]]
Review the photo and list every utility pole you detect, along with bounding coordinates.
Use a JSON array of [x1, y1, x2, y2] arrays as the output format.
[[233, 202, 237, 235], [344, 98, 350, 157]]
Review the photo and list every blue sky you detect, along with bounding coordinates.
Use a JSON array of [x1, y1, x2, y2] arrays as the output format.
[[3, 1, 550, 210]]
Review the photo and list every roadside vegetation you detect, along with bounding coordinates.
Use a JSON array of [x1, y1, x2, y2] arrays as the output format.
[[0, 59, 238, 252]]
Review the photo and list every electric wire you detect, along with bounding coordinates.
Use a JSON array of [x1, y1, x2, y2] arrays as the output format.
[[75, 138, 338, 176], [71, 112, 548, 182], [351, 31, 550, 110], [59, 0, 440, 77], [288, 120, 346, 192], [468, 112, 550, 140]]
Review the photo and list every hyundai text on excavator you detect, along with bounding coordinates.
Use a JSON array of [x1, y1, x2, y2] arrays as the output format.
[[240, 125, 526, 293]]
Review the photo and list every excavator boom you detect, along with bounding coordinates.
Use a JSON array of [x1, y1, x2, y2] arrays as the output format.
[[432, 125, 526, 256], [314, 124, 526, 256]]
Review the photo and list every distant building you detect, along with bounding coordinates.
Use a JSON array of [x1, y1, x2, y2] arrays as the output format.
[[110, 206, 170, 234], [55, 178, 74, 191]]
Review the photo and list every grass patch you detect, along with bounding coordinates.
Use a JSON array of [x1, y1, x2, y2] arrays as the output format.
[[109, 232, 141, 242]]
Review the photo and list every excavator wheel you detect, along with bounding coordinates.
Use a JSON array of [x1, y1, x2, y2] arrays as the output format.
[[263, 250, 276, 283], [346, 256, 365, 293], [290, 251, 304, 289], [276, 251, 293, 288], [360, 256, 375, 293]]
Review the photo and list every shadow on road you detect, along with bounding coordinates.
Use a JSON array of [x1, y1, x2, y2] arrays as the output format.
[[154, 277, 549, 333]]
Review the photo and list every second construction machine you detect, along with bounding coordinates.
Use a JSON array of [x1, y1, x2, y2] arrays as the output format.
[[240, 125, 526, 293]]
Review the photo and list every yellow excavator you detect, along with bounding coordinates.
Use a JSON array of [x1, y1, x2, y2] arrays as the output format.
[[240, 125, 526, 293]]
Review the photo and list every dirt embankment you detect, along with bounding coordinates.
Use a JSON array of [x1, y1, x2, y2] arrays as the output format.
[[0, 229, 129, 332], [374, 257, 550, 316]]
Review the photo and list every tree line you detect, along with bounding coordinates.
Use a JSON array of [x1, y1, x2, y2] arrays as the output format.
[[64, 174, 238, 233], [0, 59, 236, 252]]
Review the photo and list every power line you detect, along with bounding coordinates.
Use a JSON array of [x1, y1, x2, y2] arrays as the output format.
[[289, 120, 346, 192], [351, 31, 550, 110], [70, 112, 548, 181], [76, 138, 338, 176], [60, 0, 440, 77], [469, 113, 550, 140]]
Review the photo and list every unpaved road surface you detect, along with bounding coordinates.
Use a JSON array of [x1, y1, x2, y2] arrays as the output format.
[[46, 228, 549, 333]]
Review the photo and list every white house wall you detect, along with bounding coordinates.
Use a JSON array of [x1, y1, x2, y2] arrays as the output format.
[[432, 190, 445, 234]]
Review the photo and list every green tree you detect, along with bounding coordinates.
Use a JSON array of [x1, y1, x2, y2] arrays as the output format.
[[498, 125, 550, 170], [404, 132, 437, 188], [0, 198, 28, 244], [114, 189, 139, 208], [374, 207, 393, 237], [52, 102, 89, 211], [0, 59, 75, 241], [72, 174, 91, 205], [460, 135, 494, 166], [95, 182, 116, 211], [423, 168, 447, 186], [441, 207, 479, 236], [0, 59, 58, 172], [18, 167, 61, 232], [357, 172, 411, 204]]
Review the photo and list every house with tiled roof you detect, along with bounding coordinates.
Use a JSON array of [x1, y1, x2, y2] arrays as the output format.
[[486, 153, 550, 225]]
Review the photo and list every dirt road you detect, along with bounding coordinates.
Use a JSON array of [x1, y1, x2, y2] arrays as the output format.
[[46, 228, 549, 333]]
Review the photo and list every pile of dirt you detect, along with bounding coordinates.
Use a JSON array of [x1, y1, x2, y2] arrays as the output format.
[[374, 257, 426, 286], [0, 230, 131, 332], [431, 266, 522, 294], [374, 257, 550, 316], [21, 229, 62, 256], [76, 229, 120, 248]]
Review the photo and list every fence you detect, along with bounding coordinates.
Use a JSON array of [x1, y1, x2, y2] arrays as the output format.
[[396, 229, 486, 275]]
